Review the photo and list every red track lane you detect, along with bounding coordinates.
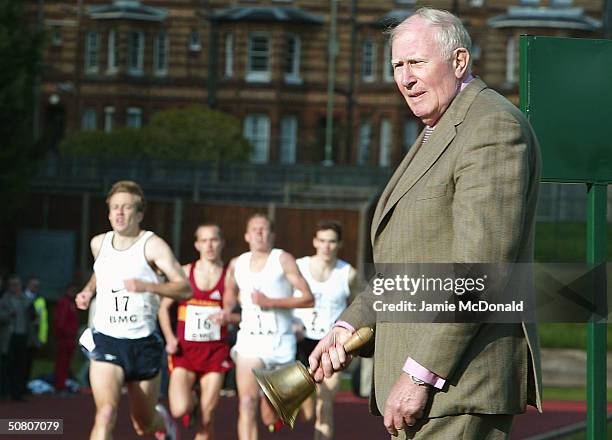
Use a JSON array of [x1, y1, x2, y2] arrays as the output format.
[[0, 392, 608, 439]]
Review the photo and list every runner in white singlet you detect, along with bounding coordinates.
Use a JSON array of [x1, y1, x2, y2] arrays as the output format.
[[293, 221, 360, 440], [75, 181, 191, 440], [220, 213, 314, 440]]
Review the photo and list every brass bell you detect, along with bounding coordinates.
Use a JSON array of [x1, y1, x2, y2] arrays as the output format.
[[253, 326, 374, 429]]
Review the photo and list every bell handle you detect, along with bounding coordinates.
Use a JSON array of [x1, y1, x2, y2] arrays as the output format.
[[342, 326, 374, 354]]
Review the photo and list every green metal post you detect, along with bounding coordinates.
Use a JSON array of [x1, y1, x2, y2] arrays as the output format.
[[586, 183, 607, 440]]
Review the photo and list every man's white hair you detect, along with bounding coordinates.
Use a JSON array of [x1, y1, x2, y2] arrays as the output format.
[[389, 7, 472, 61]]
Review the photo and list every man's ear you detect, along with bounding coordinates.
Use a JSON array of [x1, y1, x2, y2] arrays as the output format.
[[453, 48, 470, 78]]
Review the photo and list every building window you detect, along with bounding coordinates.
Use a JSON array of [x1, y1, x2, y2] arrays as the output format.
[[284, 35, 301, 84], [550, 0, 572, 6], [244, 114, 270, 163], [379, 119, 391, 167], [82, 108, 97, 130], [84, 31, 99, 74], [362, 39, 376, 82], [403, 119, 419, 152], [469, 0, 484, 7], [519, 0, 540, 5], [505, 36, 517, 85], [471, 42, 482, 62], [224, 33, 234, 78], [154, 31, 169, 76], [357, 121, 372, 165], [189, 31, 201, 51], [128, 30, 144, 76], [280, 116, 298, 164], [126, 107, 142, 128], [51, 27, 62, 47], [107, 29, 118, 73], [104, 107, 115, 133], [247, 33, 271, 83], [383, 39, 393, 83]]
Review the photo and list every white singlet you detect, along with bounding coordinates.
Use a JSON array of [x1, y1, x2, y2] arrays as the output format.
[[294, 256, 351, 340], [92, 231, 161, 339], [232, 248, 295, 367]]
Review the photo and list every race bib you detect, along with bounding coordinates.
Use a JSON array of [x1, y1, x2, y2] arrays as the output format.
[[241, 305, 278, 336], [304, 306, 332, 339], [184, 305, 221, 342]]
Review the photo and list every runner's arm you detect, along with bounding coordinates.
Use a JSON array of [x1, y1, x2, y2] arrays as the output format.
[[125, 235, 192, 300], [158, 296, 179, 354], [347, 265, 361, 305], [252, 251, 314, 309], [75, 235, 104, 310]]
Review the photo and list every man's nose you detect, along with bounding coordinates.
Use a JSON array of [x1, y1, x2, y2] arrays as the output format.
[[401, 65, 416, 87]]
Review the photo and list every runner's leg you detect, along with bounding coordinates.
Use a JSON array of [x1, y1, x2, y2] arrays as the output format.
[[89, 360, 124, 440], [236, 355, 264, 440], [126, 373, 170, 436], [196, 371, 224, 440], [314, 373, 341, 440], [168, 367, 197, 418]]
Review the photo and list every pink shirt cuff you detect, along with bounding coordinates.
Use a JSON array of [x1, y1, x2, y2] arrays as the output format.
[[333, 320, 356, 333], [403, 357, 446, 389]]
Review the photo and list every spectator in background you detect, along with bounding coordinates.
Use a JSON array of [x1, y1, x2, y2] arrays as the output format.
[[0, 275, 35, 401], [24, 277, 48, 392], [54, 283, 79, 395]]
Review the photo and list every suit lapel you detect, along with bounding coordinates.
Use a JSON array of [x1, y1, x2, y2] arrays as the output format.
[[371, 129, 426, 242], [372, 78, 489, 241]]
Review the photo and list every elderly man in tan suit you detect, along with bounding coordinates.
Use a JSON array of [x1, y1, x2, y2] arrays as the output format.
[[309, 7, 542, 439]]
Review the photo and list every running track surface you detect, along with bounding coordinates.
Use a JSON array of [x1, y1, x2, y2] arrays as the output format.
[[1, 392, 610, 439]]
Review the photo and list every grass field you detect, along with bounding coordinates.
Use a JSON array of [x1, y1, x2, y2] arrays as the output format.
[[535, 222, 611, 350]]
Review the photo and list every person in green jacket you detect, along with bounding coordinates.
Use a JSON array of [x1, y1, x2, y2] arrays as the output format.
[[24, 277, 48, 391]]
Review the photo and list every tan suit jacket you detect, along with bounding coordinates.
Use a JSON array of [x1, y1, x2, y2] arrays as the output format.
[[340, 78, 543, 418]]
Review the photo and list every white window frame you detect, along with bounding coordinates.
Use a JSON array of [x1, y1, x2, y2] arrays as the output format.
[[505, 36, 517, 85], [154, 30, 169, 76], [357, 121, 372, 165], [284, 34, 301, 84], [247, 33, 271, 83], [244, 114, 270, 164], [85, 31, 99, 74], [224, 33, 234, 78], [550, 0, 572, 6], [82, 108, 97, 130], [383, 39, 393, 83], [403, 119, 419, 153], [104, 106, 115, 133], [107, 29, 118, 74], [52, 26, 63, 47], [128, 29, 145, 76], [280, 116, 298, 164], [379, 119, 391, 167], [126, 107, 142, 128], [362, 39, 376, 82], [189, 31, 201, 51]]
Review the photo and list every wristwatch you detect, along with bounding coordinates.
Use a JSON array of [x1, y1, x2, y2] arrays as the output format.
[[410, 375, 428, 387]]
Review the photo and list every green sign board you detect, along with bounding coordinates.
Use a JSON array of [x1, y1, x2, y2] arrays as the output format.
[[520, 36, 612, 184]]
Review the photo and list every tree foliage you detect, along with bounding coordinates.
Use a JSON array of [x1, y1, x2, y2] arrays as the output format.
[[142, 105, 249, 161], [60, 105, 250, 162], [0, 0, 44, 217], [59, 128, 143, 159]]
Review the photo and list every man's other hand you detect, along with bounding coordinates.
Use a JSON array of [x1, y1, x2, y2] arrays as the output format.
[[383, 372, 429, 437]]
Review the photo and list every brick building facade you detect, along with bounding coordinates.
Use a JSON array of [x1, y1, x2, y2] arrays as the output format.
[[35, 0, 603, 167]]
